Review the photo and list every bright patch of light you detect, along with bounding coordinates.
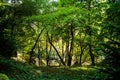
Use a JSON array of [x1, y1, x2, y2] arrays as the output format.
[[49, 0, 58, 2], [8, 0, 22, 4]]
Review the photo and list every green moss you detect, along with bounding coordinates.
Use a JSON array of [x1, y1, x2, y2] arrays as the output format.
[[0, 73, 9, 80]]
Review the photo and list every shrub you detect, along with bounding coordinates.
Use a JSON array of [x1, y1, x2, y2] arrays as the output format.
[[0, 73, 9, 80]]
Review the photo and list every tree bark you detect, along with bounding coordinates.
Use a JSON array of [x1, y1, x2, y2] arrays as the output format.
[[47, 32, 66, 66], [89, 27, 95, 65], [62, 38, 65, 62], [87, 0, 95, 65], [46, 32, 49, 66], [67, 23, 74, 66], [79, 45, 87, 66], [38, 44, 41, 66], [89, 43, 95, 65], [29, 27, 44, 64]]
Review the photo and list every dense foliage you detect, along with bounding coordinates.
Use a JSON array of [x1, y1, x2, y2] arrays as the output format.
[[0, 0, 120, 79], [101, 1, 120, 79]]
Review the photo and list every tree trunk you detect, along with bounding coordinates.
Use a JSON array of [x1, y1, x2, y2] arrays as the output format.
[[46, 32, 49, 66], [37, 43, 42, 66], [79, 43, 87, 66], [67, 52, 72, 66], [79, 47, 83, 66], [29, 28, 44, 64], [65, 41, 69, 65], [62, 38, 66, 62], [87, 0, 95, 65], [67, 24, 74, 66], [89, 27, 95, 65], [89, 43, 95, 65], [47, 32, 66, 66]]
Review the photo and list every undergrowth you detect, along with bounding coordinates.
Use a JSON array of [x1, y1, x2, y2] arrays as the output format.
[[0, 57, 108, 80], [0, 57, 41, 80]]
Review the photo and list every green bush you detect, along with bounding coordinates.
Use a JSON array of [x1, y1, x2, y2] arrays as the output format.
[[0, 73, 9, 80]]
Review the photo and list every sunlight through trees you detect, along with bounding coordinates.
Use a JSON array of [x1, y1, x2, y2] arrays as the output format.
[[0, 0, 119, 80]]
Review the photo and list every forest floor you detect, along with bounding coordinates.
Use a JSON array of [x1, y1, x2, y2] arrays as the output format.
[[33, 66, 102, 80], [0, 57, 107, 80]]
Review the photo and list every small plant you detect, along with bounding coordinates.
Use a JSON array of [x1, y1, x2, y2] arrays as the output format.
[[0, 73, 9, 80]]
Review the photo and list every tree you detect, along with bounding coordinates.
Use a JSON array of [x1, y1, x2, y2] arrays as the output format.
[[21, 0, 107, 66], [101, 1, 120, 79], [0, 0, 38, 58], [0, 2, 17, 58]]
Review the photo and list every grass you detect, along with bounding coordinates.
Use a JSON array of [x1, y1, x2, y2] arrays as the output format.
[[0, 57, 108, 80]]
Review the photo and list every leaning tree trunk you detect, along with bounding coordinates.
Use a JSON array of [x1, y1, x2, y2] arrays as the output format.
[[47, 32, 66, 66], [29, 28, 44, 64]]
